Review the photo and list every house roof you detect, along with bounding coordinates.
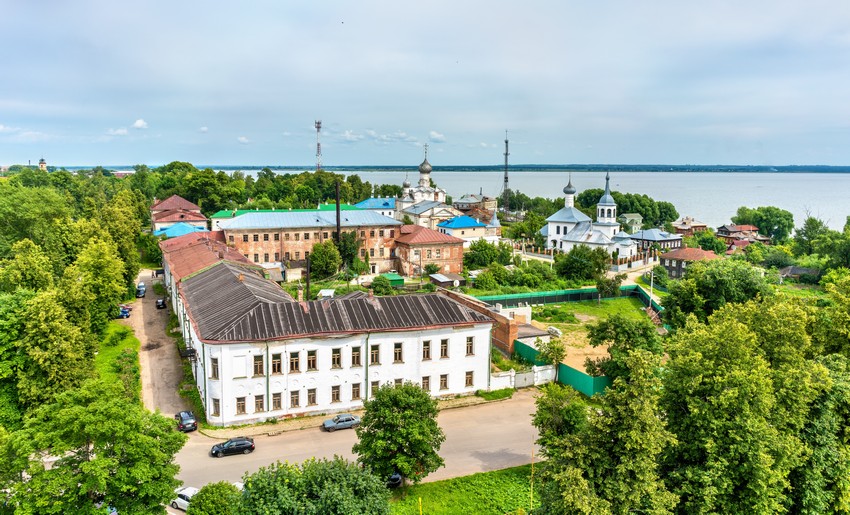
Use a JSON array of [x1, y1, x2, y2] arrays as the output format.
[[354, 198, 396, 210], [618, 213, 643, 221], [454, 194, 483, 204], [437, 215, 487, 229], [662, 247, 721, 262], [181, 265, 492, 343], [160, 236, 256, 283], [673, 216, 708, 228], [158, 231, 226, 253], [217, 210, 402, 230], [545, 206, 592, 224], [210, 204, 359, 220], [151, 195, 201, 213], [630, 228, 682, 242], [152, 209, 209, 223], [403, 200, 449, 215], [153, 222, 209, 238], [395, 224, 465, 245], [561, 221, 612, 246]]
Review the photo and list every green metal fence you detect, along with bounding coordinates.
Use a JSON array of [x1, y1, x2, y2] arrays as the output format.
[[477, 284, 665, 312], [513, 340, 611, 396]]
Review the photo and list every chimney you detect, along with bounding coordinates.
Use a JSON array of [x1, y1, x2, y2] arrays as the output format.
[[297, 288, 303, 302], [368, 289, 373, 298], [238, 273, 244, 282]]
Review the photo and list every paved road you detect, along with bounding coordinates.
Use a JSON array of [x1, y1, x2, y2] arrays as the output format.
[[175, 388, 540, 488]]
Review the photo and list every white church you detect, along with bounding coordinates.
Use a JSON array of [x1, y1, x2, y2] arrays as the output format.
[[540, 173, 637, 260]]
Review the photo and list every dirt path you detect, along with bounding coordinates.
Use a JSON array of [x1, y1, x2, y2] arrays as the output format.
[[128, 269, 190, 417]]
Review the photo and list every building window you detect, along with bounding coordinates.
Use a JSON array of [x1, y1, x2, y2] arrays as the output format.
[[271, 353, 282, 374], [440, 374, 448, 390], [380, 247, 385, 257], [255, 394, 265, 412], [351, 347, 361, 367], [253, 355, 264, 376], [360, 249, 365, 257], [211, 398, 220, 416], [422, 341, 431, 360], [332, 348, 341, 368], [236, 397, 246, 414], [272, 392, 282, 410], [274, 233, 280, 241], [427, 249, 432, 258], [285, 252, 291, 260], [390, 230, 395, 237], [466, 337, 474, 356], [394, 378, 402, 386], [371, 380, 379, 396], [253, 234, 259, 242], [307, 388, 317, 405], [210, 358, 219, 379], [295, 251, 300, 260], [290, 352, 300, 373], [465, 371, 474, 387], [295, 233, 300, 241], [303, 232, 310, 240], [370, 248, 375, 257], [440, 339, 449, 358], [313, 232, 320, 240], [360, 230, 365, 238], [242, 234, 249, 242], [436, 249, 441, 258], [370, 344, 380, 365], [352, 383, 361, 400], [290, 391, 300, 408], [285, 233, 290, 241], [274, 252, 280, 261], [323, 231, 328, 239], [263, 233, 269, 241], [263, 253, 269, 262], [253, 253, 259, 262], [307, 350, 317, 371], [331, 385, 341, 403], [393, 342, 403, 363], [422, 376, 430, 391], [370, 230, 375, 237], [229, 235, 234, 243], [556, 225, 561, 235]]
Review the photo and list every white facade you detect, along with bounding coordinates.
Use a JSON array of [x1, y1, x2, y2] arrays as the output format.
[[190, 323, 492, 426]]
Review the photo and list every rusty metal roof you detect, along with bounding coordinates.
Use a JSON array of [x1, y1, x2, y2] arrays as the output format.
[[181, 264, 492, 343]]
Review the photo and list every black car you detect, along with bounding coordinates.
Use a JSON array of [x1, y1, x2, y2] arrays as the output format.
[[210, 436, 254, 457], [156, 298, 167, 309], [175, 410, 197, 432]]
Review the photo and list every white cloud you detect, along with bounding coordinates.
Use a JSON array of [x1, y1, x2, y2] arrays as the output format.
[[282, 131, 291, 137], [429, 131, 446, 143], [107, 128, 128, 136], [0, 124, 19, 133], [199, 126, 209, 133], [342, 130, 362, 142], [132, 119, 148, 129], [12, 130, 49, 143], [237, 136, 250, 144]]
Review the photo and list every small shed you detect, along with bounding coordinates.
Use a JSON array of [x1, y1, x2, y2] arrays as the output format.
[[317, 289, 336, 300], [379, 273, 405, 287], [429, 273, 466, 288]]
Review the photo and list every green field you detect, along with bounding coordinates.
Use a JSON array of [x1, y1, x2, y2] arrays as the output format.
[[390, 465, 539, 515]]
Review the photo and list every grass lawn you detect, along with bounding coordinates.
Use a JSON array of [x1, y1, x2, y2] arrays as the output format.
[[534, 296, 647, 326], [95, 322, 142, 399], [635, 276, 670, 298], [390, 464, 539, 515], [775, 283, 826, 300]]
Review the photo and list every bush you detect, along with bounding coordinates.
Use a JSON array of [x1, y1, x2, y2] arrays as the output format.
[[476, 388, 515, 401]]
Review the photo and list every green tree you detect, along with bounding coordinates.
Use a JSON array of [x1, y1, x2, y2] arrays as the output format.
[[594, 273, 625, 304], [239, 457, 389, 515], [7, 379, 186, 514], [463, 239, 513, 269], [662, 259, 772, 328], [353, 382, 445, 484], [138, 232, 163, 264], [424, 263, 440, 276], [61, 238, 126, 336], [335, 231, 361, 268], [16, 290, 92, 408], [0, 239, 54, 292], [309, 240, 342, 280], [732, 205, 795, 243], [793, 215, 830, 256], [585, 314, 664, 382], [535, 337, 566, 382], [97, 189, 142, 291], [0, 183, 71, 261], [370, 275, 394, 295], [472, 270, 498, 291], [187, 481, 241, 515], [689, 228, 727, 254], [554, 245, 609, 282], [661, 316, 798, 513]]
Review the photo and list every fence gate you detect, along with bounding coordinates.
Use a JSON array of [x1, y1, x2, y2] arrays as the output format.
[[514, 371, 535, 388]]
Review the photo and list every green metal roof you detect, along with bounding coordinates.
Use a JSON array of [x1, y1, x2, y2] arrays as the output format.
[[210, 204, 360, 220]]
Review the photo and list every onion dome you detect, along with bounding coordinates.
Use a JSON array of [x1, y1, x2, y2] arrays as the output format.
[[563, 177, 576, 195], [418, 158, 432, 174], [598, 172, 615, 205]]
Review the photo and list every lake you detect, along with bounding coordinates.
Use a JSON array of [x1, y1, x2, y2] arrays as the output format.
[[338, 170, 850, 231]]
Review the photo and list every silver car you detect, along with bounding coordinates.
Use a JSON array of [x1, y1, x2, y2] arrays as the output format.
[[322, 413, 360, 432]]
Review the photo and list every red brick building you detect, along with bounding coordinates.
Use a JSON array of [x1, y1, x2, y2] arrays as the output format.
[[394, 224, 465, 276]]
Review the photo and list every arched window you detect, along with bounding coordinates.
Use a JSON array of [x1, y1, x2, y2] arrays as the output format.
[[607, 208, 612, 218]]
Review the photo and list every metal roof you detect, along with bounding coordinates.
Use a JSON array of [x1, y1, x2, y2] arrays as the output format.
[[217, 210, 402, 230], [545, 206, 591, 224], [354, 198, 396, 210], [182, 264, 492, 343], [437, 215, 487, 229]]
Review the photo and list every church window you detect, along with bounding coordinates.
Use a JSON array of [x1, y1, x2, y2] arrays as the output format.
[[556, 225, 560, 235]]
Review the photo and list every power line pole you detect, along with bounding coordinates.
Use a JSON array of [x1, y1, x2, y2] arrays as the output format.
[[315, 120, 322, 172]]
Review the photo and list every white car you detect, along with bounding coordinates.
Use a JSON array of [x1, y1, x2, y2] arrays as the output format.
[[170, 486, 199, 511]]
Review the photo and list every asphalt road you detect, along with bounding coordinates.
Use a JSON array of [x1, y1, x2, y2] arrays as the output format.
[[175, 388, 540, 489]]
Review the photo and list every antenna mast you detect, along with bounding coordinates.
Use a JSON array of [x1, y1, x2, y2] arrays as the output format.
[[502, 130, 510, 216], [315, 120, 322, 172]]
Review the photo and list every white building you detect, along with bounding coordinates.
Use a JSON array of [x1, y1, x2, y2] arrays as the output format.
[[176, 262, 494, 426]]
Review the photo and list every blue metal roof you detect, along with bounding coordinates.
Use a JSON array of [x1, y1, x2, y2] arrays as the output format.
[[218, 210, 402, 230], [437, 215, 487, 229], [153, 222, 208, 238], [354, 197, 396, 210]]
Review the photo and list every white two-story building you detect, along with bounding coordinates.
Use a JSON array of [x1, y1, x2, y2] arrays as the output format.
[[176, 261, 494, 426]]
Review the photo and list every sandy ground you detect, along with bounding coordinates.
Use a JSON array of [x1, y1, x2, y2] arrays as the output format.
[[121, 269, 190, 417]]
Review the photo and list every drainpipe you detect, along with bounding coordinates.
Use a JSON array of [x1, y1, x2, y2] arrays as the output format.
[[364, 333, 370, 399], [487, 325, 493, 390], [265, 341, 270, 417]]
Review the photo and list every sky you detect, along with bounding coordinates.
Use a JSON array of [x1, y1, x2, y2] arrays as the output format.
[[3, 1, 850, 167]]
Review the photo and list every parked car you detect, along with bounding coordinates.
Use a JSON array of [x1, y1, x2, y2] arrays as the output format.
[[115, 307, 130, 319], [322, 413, 360, 432], [386, 472, 403, 489], [135, 282, 146, 298], [117, 303, 133, 311], [174, 410, 197, 432], [155, 298, 167, 309], [170, 486, 199, 511], [210, 436, 254, 457]]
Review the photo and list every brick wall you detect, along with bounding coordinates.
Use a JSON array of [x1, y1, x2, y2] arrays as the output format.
[[439, 290, 519, 355]]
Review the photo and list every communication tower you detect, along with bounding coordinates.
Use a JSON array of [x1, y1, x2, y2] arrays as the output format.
[[502, 130, 510, 216], [315, 120, 322, 172]]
